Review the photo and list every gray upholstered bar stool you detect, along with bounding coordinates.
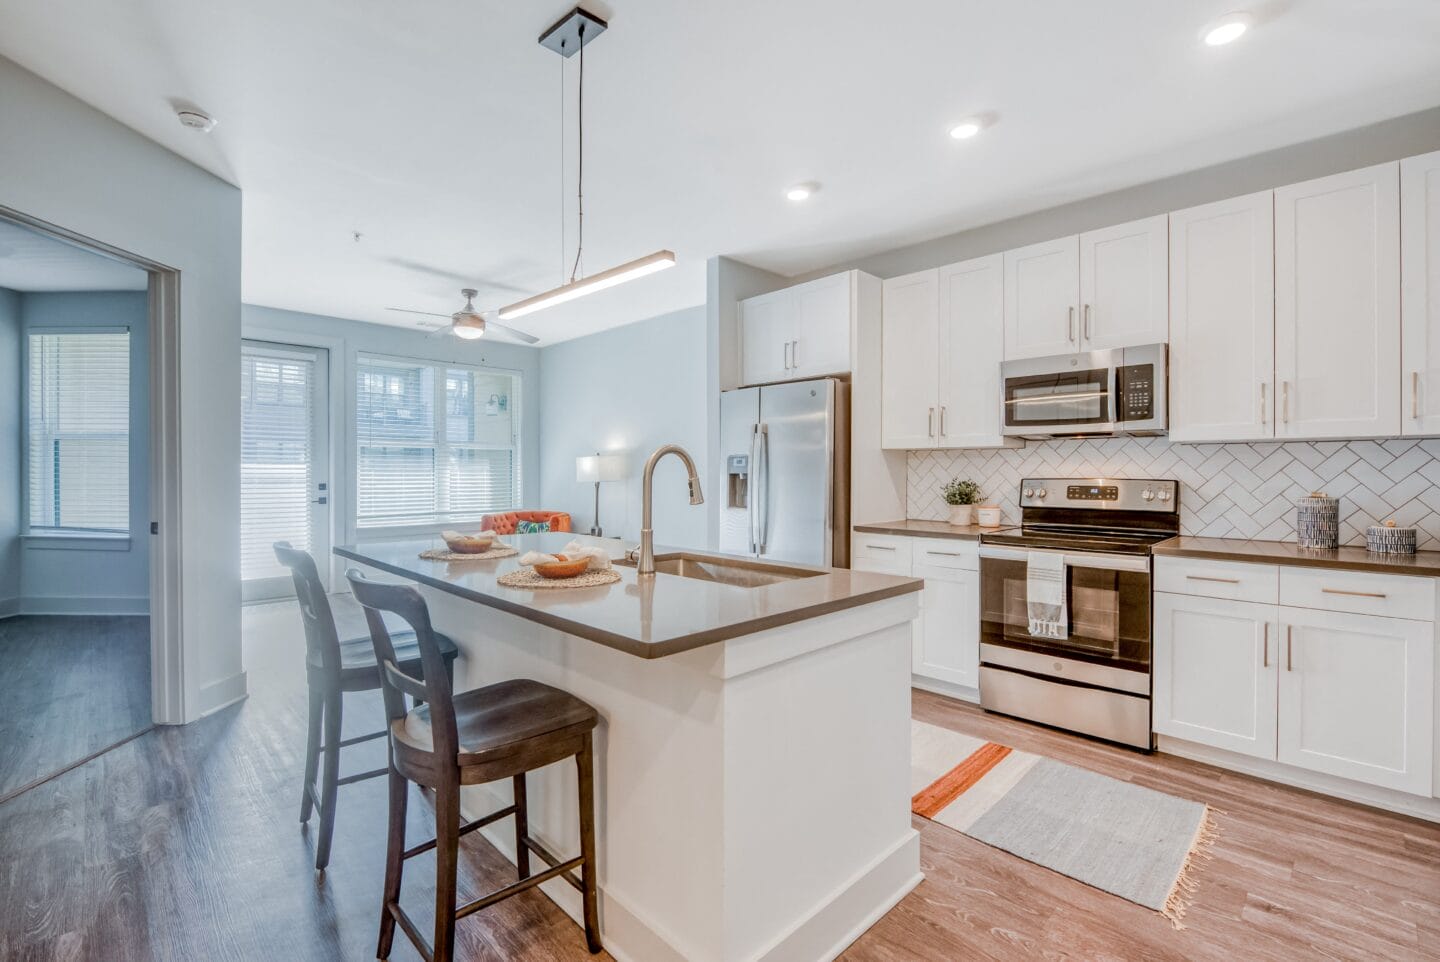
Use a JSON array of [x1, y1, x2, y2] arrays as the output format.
[[273, 542, 458, 871], [346, 568, 602, 961]]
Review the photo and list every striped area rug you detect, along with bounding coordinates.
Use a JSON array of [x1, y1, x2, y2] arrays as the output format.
[[912, 720, 1218, 927]]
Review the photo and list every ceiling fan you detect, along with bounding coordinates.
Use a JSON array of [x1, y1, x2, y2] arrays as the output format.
[[385, 288, 540, 345]]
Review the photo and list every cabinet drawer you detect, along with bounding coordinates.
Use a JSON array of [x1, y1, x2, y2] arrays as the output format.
[[851, 533, 911, 574], [1280, 567, 1435, 621], [1154, 556, 1279, 604], [912, 540, 979, 571]]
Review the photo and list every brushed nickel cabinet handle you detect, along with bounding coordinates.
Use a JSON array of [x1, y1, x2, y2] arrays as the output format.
[[1068, 306, 1075, 343], [939, 406, 947, 436], [1260, 382, 1267, 425], [783, 341, 791, 370], [1083, 303, 1092, 341], [791, 340, 799, 369], [928, 407, 935, 438], [867, 544, 897, 551], [1286, 625, 1293, 672], [1262, 622, 1269, 668], [926, 550, 963, 557], [1281, 381, 1290, 424], [1413, 371, 1420, 420], [1186, 575, 1240, 584], [1321, 587, 1387, 599]]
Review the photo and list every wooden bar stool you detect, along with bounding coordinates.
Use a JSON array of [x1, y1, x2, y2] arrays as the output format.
[[273, 542, 458, 871], [346, 568, 603, 961]]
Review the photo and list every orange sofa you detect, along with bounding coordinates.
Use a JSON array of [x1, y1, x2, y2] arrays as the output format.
[[480, 510, 572, 536]]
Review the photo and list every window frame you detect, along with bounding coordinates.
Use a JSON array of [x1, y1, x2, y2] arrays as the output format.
[[21, 325, 133, 542], [352, 351, 522, 536]]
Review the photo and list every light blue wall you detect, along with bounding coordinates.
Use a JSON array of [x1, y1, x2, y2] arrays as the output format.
[[538, 306, 709, 548], [241, 304, 542, 548], [18, 291, 150, 612], [0, 287, 19, 613]]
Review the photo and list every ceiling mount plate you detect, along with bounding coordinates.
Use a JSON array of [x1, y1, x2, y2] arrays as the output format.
[[538, 7, 608, 57]]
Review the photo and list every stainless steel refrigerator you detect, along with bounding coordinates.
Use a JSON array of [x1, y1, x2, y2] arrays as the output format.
[[718, 378, 849, 568]]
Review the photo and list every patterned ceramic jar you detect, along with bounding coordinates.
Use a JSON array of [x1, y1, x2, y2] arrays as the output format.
[[1296, 492, 1339, 549], [1366, 519, 1417, 555]]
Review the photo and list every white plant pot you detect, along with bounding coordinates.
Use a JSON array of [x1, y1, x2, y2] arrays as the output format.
[[947, 504, 974, 526], [976, 505, 1003, 528]]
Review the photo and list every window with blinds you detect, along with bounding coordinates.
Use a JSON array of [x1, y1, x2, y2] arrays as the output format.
[[241, 347, 316, 581], [356, 354, 519, 528], [26, 330, 131, 534]]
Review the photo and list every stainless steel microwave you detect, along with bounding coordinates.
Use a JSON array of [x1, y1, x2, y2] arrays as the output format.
[[1000, 343, 1167, 439]]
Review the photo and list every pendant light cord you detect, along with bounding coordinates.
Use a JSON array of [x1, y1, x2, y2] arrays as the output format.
[[569, 25, 585, 284]]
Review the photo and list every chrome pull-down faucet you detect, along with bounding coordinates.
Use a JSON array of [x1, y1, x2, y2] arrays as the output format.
[[635, 444, 704, 576]]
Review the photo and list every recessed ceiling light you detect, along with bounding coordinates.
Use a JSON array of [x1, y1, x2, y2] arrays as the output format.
[[786, 182, 819, 202], [1203, 11, 1252, 46], [175, 107, 218, 132], [949, 119, 983, 140]]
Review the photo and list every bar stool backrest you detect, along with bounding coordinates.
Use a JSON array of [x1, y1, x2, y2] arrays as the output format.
[[273, 541, 342, 676]]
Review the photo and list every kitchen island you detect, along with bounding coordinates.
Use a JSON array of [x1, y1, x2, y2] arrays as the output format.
[[337, 533, 923, 962]]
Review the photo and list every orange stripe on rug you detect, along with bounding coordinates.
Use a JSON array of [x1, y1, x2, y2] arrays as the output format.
[[912, 742, 1012, 819]]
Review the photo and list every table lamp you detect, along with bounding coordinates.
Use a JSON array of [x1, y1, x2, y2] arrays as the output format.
[[576, 452, 626, 537]]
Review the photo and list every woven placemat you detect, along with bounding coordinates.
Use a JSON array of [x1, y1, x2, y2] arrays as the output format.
[[419, 545, 519, 562], [496, 567, 621, 589]]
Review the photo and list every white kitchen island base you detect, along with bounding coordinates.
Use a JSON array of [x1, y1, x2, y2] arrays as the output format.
[[423, 587, 921, 962]]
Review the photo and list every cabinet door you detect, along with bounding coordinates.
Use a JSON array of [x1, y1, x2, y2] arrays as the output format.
[[881, 269, 940, 449], [740, 290, 794, 386], [1079, 215, 1169, 351], [912, 564, 979, 689], [1402, 150, 1440, 436], [1275, 163, 1401, 439], [1003, 236, 1080, 359], [937, 254, 1015, 448], [791, 273, 852, 379], [1153, 593, 1278, 760], [1169, 192, 1276, 442], [1277, 608, 1434, 796]]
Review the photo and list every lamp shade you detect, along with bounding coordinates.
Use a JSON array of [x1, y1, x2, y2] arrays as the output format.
[[576, 453, 626, 484]]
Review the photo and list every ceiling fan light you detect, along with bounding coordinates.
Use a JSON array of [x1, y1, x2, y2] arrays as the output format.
[[453, 325, 485, 340], [497, 250, 676, 321], [452, 312, 486, 339]]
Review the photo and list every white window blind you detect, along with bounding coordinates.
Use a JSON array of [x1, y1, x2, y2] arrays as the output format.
[[356, 354, 519, 528], [27, 330, 131, 534], [241, 347, 316, 581]]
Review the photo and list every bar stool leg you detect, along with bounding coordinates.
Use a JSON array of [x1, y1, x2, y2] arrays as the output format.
[[433, 781, 462, 962], [315, 691, 343, 871], [513, 773, 530, 881], [377, 767, 409, 960], [299, 686, 323, 823], [577, 734, 602, 954]]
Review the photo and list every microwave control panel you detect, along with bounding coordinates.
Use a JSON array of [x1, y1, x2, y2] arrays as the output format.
[[1117, 364, 1154, 421]]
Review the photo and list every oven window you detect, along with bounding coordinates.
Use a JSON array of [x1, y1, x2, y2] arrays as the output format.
[[980, 558, 1150, 672], [1004, 368, 1110, 428]]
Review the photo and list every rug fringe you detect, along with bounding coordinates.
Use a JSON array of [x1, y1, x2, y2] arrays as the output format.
[[1162, 806, 1223, 930]]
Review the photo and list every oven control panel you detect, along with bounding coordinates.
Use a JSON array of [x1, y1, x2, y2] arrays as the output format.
[[1018, 478, 1178, 511]]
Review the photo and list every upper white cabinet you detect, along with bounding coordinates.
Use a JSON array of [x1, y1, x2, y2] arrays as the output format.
[[1078, 215, 1169, 351], [1169, 192, 1276, 442], [1003, 236, 1080, 359], [738, 272, 856, 386], [882, 258, 1016, 450], [1402, 149, 1440, 436], [1275, 162, 1401, 439]]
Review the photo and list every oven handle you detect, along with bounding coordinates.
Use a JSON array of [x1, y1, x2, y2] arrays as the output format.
[[978, 545, 1150, 572]]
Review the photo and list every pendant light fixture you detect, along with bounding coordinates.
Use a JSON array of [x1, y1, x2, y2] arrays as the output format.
[[498, 7, 675, 323]]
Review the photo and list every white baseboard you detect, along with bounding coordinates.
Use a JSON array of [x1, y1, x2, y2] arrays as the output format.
[[18, 595, 149, 616], [1157, 735, 1440, 824], [912, 676, 980, 704], [198, 670, 249, 717], [0, 597, 18, 619]]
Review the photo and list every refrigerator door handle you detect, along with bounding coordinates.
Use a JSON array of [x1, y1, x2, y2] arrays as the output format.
[[748, 425, 761, 553], [756, 423, 770, 554]]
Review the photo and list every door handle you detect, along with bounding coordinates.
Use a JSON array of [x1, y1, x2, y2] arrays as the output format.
[[939, 406, 947, 436], [1083, 303, 1091, 342], [928, 407, 935, 437], [748, 426, 761, 553], [1262, 622, 1269, 668], [757, 424, 770, 554], [1413, 371, 1420, 420], [782, 341, 791, 371], [1286, 625, 1293, 672], [1260, 382, 1267, 426], [791, 340, 799, 369], [1067, 306, 1075, 343], [1281, 381, 1290, 424]]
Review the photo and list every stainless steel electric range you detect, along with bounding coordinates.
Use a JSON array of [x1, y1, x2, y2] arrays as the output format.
[[977, 477, 1179, 750]]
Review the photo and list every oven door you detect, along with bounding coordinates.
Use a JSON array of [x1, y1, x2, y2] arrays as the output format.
[[978, 546, 1152, 693], [1001, 353, 1117, 437]]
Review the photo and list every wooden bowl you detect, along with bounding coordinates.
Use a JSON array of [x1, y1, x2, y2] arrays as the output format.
[[442, 533, 495, 554], [534, 554, 590, 579]]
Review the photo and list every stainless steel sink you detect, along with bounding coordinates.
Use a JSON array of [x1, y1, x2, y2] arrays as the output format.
[[615, 552, 824, 588]]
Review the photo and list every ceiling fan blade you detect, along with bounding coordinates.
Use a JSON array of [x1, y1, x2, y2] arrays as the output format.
[[385, 307, 453, 319], [485, 320, 540, 345]]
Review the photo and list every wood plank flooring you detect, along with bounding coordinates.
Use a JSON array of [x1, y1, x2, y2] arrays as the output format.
[[0, 615, 151, 800], [0, 601, 1436, 960]]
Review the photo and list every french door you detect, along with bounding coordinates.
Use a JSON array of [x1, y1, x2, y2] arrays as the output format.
[[240, 341, 330, 602]]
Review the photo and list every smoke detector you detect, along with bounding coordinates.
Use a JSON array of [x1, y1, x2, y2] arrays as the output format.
[[176, 108, 218, 133]]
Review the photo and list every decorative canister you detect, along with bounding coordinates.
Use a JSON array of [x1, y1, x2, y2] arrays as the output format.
[[1296, 492, 1340, 549], [1366, 519, 1417, 555], [975, 504, 1003, 528]]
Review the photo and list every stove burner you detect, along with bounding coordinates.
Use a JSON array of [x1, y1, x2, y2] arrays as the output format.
[[982, 477, 1180, 555]]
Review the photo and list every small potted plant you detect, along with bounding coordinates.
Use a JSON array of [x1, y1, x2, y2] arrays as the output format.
[[942, 478, 981, 526]]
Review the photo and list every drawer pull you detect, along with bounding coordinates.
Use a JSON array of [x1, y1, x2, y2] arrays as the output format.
[[925, 550, 962, 557], [866, 544, 897, 552], [1186, 575, 1240, 584], [1321, 588, 1387, 599]]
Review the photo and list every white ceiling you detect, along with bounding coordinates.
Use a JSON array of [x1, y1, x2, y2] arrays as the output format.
[[0, 218, 148, 292], [2, 1, 1439, 344]]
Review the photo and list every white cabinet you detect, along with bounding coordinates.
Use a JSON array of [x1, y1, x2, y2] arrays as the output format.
[[1402, 149, 1440, 436], [1169, 192, 1276, 442], [912, 563, 980, 689], [880, 270, 940, 449], [1275, 162, 1401, 439], [738, 272, 856, 386], [1003, 235, 1080, 359], [937, 255, 1012, 447], [1078, 215, 1169, 351], [1154, 593, 1278, 760], [1277, 607, 1434, 796]]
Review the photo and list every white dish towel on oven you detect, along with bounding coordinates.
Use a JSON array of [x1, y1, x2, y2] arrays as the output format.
[[1026, 551, 1069, 640]]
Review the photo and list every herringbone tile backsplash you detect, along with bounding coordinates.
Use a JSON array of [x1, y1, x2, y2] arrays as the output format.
[[908, 438, 1440, 548]]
